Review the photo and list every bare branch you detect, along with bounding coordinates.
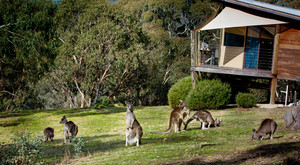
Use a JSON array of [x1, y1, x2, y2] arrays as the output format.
[[1, 90, 16, 96], [162, 65, 171, 85]]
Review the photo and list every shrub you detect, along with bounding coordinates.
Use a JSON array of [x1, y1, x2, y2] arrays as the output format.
[[96, 96, 112, 108], [186, 79, 231, 110], [71, 137, 85, 158], [236, 92, 257, 108], [0, 132, 43, 165], [167, 76, 193, 108]]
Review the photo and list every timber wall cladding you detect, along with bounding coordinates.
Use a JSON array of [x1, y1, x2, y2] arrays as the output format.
[[277, 26, 300, 81]]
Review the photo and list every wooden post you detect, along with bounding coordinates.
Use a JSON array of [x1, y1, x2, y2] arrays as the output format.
[[191, 31, 195, 66], [197, 31, 201, 65], [191, 31, 196, 89], [270, 25, 280, 104]]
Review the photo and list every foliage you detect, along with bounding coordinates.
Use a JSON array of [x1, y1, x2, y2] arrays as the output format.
[[186, 79, 231, 110], [96, 96, 112, 108], [38, 0, 154, 109], [0, 0, 59, 111], [71, 137, 86, 158], [236, 92, 257, 108], [0, 132, 43, 165], [167, 76, 193, 108], [0, 0, 218, 109]]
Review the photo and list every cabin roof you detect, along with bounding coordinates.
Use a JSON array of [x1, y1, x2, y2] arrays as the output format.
[[220, 0, 300, 21], [195, 0, 300, 31]]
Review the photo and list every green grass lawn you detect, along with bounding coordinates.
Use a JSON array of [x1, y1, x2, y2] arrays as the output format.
[[1, 106, 300, 164]]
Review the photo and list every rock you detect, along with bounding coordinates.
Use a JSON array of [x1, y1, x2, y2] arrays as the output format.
[[285, 105, 300, 130]]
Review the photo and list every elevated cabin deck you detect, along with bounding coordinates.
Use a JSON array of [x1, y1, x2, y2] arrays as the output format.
[[191, 65, 274, 79]]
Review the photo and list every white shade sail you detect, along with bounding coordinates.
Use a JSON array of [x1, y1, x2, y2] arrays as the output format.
[[200, 7, 287, 31]]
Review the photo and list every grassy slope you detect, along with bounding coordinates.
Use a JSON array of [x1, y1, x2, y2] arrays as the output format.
[[0, 106, 299, 164]]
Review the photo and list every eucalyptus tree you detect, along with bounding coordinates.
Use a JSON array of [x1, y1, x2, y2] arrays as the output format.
[[42, 0, 151, 108], [0, 0, 59, 111]]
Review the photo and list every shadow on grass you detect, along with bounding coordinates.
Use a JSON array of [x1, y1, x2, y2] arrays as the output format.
[[175, 141, 300, 165], [51, 107, 127, 118], [0, 118, 27, 127], [143, 135, 193, 145], [41, 134, 121, 160], [0, 107, 128, 120], [0, 110, 41, 118], [40, 133, 194, 164]]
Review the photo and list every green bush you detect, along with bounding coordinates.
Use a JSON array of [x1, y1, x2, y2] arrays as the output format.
[[71, 137, 85, 158], [167, 76, 193, 108], [186, 79, 231, 110], [96, 96, 112, 108], [0, 132, 43, 165], [236, 92, 257, 108]]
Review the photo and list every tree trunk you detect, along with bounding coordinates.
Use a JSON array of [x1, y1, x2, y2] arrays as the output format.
[[88, 97, 92, 107], [73, 94, 78, 108], [66, 91, 75, 108], [73, 77, 87, 108], [80, 94, 85, 108]]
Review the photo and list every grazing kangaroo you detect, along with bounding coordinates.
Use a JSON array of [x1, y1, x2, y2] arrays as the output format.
[[125, 101, 143, 146], [184, 110, 221, 130], [59, 116, 78, 143], [154, 100, 190, 134], [43, 127, 54, 142], [252, 118, 277, 140]]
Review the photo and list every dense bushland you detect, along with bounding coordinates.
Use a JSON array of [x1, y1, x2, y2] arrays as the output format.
[[0, 0, 218, 111], [1, 0, 299, 111]]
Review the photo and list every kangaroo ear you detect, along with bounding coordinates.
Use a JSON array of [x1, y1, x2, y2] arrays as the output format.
[[179, 100, 183, 103], [125, 101, 128, 105], [252, 129, 256, 133]]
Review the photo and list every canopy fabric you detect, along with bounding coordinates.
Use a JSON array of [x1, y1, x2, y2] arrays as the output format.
[[199, 7, 287, 31]]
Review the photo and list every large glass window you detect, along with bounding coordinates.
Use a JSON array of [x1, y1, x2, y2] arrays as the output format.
[[244, 26, 275, 71], [224, 27, 245, 47]]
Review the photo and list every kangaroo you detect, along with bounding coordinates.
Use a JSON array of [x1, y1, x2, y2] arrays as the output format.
[[43, 127, 54, 142], [252, 118, 277, 140], [184, 110, 221, 130], [59, 116, 78, 143], [154, 100, 190, 134], [125, 101, 143, 146]]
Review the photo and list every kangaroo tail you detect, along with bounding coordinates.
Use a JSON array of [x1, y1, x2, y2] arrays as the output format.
[[184, 115, 197, 130], [274, 122, 278, 132], [74, 125, 78, 136], [287, 118, 296, 131], [152, 119, 174, 134]]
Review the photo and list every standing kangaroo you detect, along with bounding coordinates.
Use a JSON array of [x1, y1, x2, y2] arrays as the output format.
[[184, 110, 221, 130], [59, 116, 78, 143], [43, 127, 54, 142], [125, 101, 143, 146], [154, 100, 190, 134], [252, 118, 277, 140]]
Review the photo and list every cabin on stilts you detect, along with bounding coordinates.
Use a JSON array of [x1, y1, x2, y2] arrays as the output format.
[[191, 0, 300, 104]]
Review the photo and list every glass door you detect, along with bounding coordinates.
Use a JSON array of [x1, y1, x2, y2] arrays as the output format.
[[244, 26, 275, 71]]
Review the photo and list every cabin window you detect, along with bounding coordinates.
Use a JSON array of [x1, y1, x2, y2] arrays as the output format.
[[224, 27, 245, 47], [244, 26, 275, 71]]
